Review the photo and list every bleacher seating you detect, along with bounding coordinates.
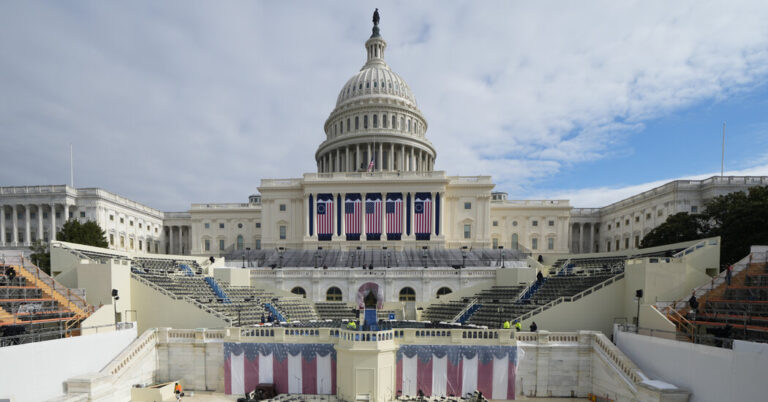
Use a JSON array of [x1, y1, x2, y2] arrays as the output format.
[[315, 302, 356, 320], [226, 247, 529, 268], [694, 259, 768, 342], [1, 266, 79, 346]]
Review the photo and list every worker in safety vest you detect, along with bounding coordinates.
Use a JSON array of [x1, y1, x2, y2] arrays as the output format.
[[502, 320, 511, 329], [347, 321, 357, 330], [514, 320, 522, 331], [174, 382, 183, 401]]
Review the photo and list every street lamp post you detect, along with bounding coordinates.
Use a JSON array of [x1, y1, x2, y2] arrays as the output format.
[[278, 247, 285, 268], [245, 247, 251, 268], [111, 289, 119, 328], [461, 246, 468, 268], [499, 246, 505, 268]]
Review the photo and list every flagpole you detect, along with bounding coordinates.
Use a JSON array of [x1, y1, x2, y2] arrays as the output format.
[[721, 122, 725, 177]]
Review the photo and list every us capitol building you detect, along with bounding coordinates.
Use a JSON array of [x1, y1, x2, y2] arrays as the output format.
[[1, 19, 766, 258]]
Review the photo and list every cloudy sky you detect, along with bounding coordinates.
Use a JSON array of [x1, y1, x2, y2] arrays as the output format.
[[2, 1, 768, 211]]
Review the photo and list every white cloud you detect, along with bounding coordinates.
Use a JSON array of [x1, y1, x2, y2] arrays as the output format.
[[1, 1, 767, 210]]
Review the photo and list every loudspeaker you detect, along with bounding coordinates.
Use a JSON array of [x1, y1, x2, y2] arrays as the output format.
[[636, 289, 643, 298]]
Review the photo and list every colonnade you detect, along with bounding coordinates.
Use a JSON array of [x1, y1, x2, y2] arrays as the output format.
[[302, 191, 444, 241], [318, 143, 434, 173], [570, 222, 599, 254], [165, 225, 191, 255], [0, 203, 70, 246]]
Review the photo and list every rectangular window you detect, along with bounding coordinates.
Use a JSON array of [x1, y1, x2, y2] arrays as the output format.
[[43, 212, 48, 219], [625, 238, 630, 249], [56, 212, 61, 219], [531, 238, 538, 250], [129, 238, 134, 249], [463, 224, 471, 239], [364, 115, 368, 129], [383, 114, 387, 128], [109, 215, 114, 221], [635, 216, 639, 223], [548, 237, 554, 250], [138, 223, 142, 229], [373, 114, 378, 128], [464, 202, 471, 210], [691, 206, 698, 213], [139, 240, 142, 250], [616, 222, 620, 228], [532, 220, 538, 226], [492, 238, 498, 248], [255, 239, 261, 249], [219, 239, 225, 250], [607, 241, 611, 252], [204, 223, 210, 229], [646, 213, 651, 220], [548, 220, 554, 226], [219, 223, 225, 229], [120, 217, 124, 223], [625, 219, 629, 225], [205, 239, 210, 251], [154, 243, 158, 253], [279, 225, 287, 240], [635, 236, 640, 247], [492, 221, 498, 227], [80, 211, 86, 218], [616, 239, 620, 250], [608, 224, 611, 230], [110, 234, 114, 245], [120, 236, 125, 247], [129, 220, 134, 226], [255, 222, 261, 228], [279, 204, 286, 212], [658, 210, 663, 217]]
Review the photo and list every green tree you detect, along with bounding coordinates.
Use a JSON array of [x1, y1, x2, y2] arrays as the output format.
[[639, 212, 708, 249], [29, 240, 51, 274], [57, 220, 109, 248], [703, 185, 768, 266]]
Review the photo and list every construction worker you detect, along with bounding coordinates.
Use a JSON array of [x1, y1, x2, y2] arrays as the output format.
[[174, 382, 183, 401], [502, 320, 511, 329], [347, 320, 357, 330], [514, 320, 522, 331]]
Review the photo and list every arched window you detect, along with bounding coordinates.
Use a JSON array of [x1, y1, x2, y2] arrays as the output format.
[[399, 287, 416, 302], [383, 114, 388, 128], [339, 120, 343, 134], [291, 287, 307, 298], [373, 114, 378, 128], [364, 115, 368, 129], [355, 116, 359, 130], [436, 287, 452, 297], [236, 235, 244, 250], [326, 287, 342, 301], [391, 115, 396, 128]]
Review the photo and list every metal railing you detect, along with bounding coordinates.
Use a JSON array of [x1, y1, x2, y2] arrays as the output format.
[[616, 324, 735, 349], [1, 322, 134, 348], [514, 273, 625, 322]]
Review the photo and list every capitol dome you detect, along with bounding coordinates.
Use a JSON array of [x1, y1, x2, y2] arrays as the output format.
[[316, 18, 435, 174]]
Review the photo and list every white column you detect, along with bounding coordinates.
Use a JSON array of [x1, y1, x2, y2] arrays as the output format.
[[589, 224, 594, 254], [355, 144, 360, 171], [169, 226, 174, 254], [439, 192, 445, 238], [401, 194, 407, 239], [389, 143, 394, 171], [430, 193, 436, 236], [410, 147, 414, 171], [367, 143, 372, 170], [37, 205, 44, 241], [12, 204, 18, 246], [50, 203, 56, 241], [398, 144, 406, 171], [361, 193, 367, 241], [304, 194, 309, 237], [341, 193, 346, 238], [381, 196, 387, 240], [24, 205, 31, 246], [64, 204, 70, 223], [377, 143, 383, 171], [0, 205, 5, 245], [578, 224, 584, 254]]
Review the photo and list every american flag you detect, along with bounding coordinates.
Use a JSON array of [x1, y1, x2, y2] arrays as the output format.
[[366, 197, 382, 235], [367, 157, 374, 172], [345, 198, 361, 235], [317, 197, 334, 236], [414, 196, 432, 234], [386, 195, 402, 235]]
